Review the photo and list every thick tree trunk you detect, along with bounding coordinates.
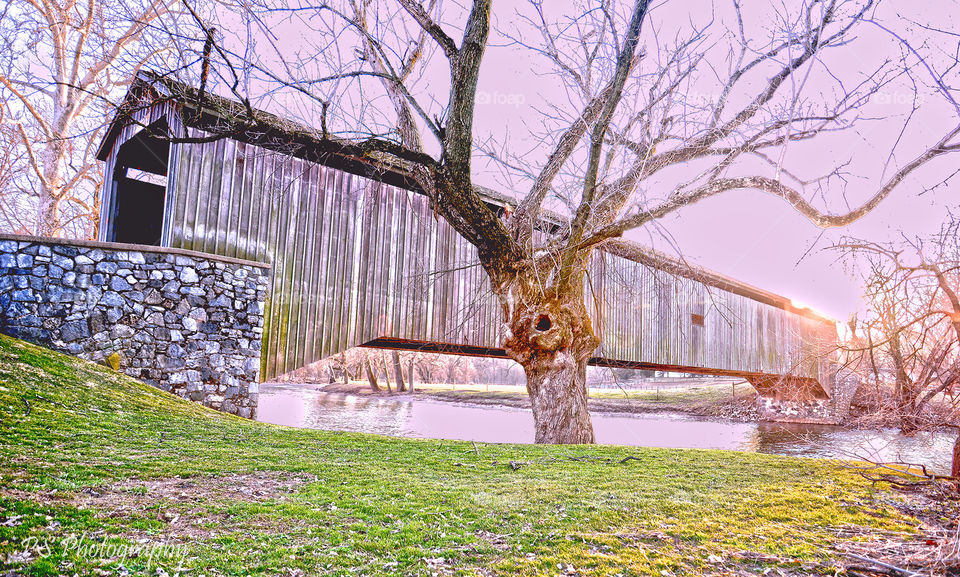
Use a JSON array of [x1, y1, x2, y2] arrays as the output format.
[[37, 189, 64, 238], [37, 126, 68, 238], [499, 265, 600, 444], [523, 351, 594, 443]]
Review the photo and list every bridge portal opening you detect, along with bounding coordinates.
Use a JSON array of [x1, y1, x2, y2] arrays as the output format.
[[105, 119, 170, 246]]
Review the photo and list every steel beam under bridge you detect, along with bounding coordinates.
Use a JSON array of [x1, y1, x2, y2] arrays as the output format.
[[360, 337, 831, 401]]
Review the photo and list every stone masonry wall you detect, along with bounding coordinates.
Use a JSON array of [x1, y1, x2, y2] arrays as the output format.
[[758, 364, 851, 425], [0, 234, 270, 418], [759, 398, 838, 424]]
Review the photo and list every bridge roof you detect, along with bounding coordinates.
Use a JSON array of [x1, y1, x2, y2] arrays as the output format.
[[98, 71, 836, 326]]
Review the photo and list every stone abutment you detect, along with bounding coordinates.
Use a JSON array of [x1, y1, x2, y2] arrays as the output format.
[[0, 234, 270, 418]]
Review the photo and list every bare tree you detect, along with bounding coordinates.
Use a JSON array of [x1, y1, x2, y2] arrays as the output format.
[[0, 112, 31, 234], [0, 0, 183, 238], [166, 0, 960, 442], [379, 351, 393, 392], [838, 217, 960, 439], [363, 352, 381, 392], [392, 350, 407, 392]]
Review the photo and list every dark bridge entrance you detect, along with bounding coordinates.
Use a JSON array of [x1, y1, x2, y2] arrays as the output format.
[[103, 118, 170, 246]]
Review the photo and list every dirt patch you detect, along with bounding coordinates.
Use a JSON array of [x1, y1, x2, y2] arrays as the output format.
[[2, 471, 317, 540], [4, 470, 316, 508], [475, 529, 511, 551]]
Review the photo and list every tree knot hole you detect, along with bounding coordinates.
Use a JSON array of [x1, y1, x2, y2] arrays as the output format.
[[535, 314, 552, 332]]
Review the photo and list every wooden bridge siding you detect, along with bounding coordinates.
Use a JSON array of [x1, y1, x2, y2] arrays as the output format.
[[167, 132, 504, 378], [163, 127, 831, 382], [591, 250, 830, 379]]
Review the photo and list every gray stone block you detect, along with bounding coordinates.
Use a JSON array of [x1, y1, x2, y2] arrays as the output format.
[[180, 267, 199, 283], [61, 320, 90, 342], [116, 251, 146, 265], [11, 289, 36, 302], [209, 294, 231, 307], [100, 291, 124, 307], [106, 307, 124, 323], [52, 255, 74, 270], [109, 277, 132, 292], [52, 245, 78, 257], [7, 325, 49, 342], [20, 315, 43, 327], [95, 261, 118, 274], [110, 325, 135, 339]]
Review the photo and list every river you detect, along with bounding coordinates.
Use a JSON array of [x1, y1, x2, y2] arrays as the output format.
[[258, 382, 954, 474]]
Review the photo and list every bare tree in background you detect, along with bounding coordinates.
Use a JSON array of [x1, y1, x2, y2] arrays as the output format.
[[837, 217, 960, 475], [0, 0, 184, 238], [0, 112, 30, 233], [392, 350, 407, 392], [167, 0, 960, 442]]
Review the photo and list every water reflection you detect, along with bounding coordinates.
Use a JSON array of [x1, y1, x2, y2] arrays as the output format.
[[258, 383, 954, 474], [749, 422, 952, 471]]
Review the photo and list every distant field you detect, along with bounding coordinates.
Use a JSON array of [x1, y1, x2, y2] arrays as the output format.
[[410, 379, 758, 416]]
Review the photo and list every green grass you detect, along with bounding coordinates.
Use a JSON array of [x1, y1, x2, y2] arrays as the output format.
[[588, 384, 752, 403], [422, 382, 755, 414], [0, 334, 914, 576]]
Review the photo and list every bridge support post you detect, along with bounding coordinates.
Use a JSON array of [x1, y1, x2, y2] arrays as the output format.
[[750, 359, 862, 425]]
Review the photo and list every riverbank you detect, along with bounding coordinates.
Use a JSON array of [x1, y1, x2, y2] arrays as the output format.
[[323, 381, 960, 435], [1, 334, 955, 576], [321, 380, 763, 421]]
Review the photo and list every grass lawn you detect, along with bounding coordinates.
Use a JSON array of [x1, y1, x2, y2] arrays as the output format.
[[0, 334, 924, 576]]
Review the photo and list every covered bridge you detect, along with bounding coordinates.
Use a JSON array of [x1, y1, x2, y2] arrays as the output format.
[[96, 73, 839, 407]]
